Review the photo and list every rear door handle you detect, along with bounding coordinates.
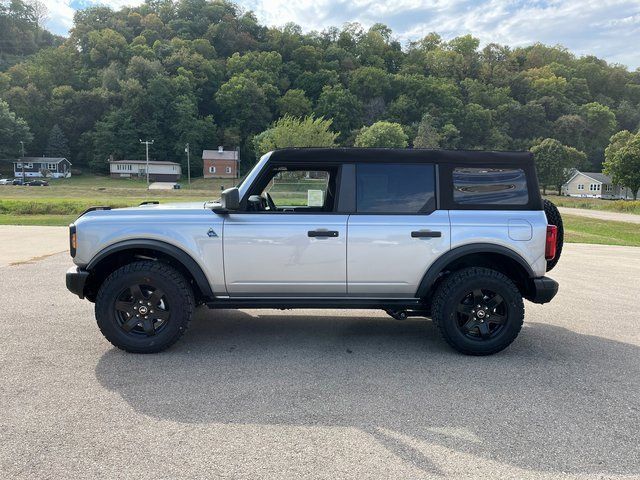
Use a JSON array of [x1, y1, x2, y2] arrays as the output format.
[[308, 230, 339, 238], [411, 230, 441, 238]]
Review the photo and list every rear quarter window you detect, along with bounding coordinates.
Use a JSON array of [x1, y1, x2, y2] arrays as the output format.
[[453, 167, 529, 205]]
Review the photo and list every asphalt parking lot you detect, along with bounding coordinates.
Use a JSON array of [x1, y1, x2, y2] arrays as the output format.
[[0, 242, 638, 479]]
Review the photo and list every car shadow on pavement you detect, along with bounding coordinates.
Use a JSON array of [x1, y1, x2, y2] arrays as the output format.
[[95, 308, 639, 476]]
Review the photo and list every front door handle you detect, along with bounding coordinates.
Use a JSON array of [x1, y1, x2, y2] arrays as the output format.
[[411, 230, 442, 238], [308, 230, 339, 238]]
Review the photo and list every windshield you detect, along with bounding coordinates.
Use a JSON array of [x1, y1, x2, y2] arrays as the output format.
[[235, 170, 251, 189]]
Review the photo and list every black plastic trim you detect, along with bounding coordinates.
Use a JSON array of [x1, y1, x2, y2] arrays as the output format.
[[206, 298, 425, 310], [86, 239, 214, 299], [77, 206, 111, 218], [415, 243, 536, 298], [527, 276, 559, 304], [66, 266, 89, 299]]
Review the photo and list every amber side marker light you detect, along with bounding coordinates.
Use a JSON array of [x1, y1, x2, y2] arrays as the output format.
[[69, 224, 77, 257]]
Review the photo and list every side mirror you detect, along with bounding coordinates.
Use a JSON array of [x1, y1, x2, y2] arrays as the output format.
[[220, 187, 240, 211]]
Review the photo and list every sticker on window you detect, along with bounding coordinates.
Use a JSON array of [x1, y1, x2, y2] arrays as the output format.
[[307, 189, 324, 207]]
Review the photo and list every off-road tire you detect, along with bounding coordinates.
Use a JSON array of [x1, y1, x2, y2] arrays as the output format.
[[431, 267, 524, 356], [543, 199, 563, 271], [95, 261, 195, 353]]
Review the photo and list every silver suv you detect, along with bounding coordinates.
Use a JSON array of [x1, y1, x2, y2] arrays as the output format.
[[66, 148, 561, 355]]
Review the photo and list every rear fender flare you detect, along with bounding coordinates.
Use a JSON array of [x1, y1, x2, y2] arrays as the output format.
[[416, 243, 535, 298]]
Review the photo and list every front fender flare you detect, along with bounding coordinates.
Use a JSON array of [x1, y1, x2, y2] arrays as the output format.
[[86, 239, 214, 300]]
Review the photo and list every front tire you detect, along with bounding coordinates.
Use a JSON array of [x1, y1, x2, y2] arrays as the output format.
[[431, 267, 524, 356], [95, 261, 195, 353]]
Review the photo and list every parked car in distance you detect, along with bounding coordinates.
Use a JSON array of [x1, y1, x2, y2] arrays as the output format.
[[66, 148, 563, 356], [26, 180, 49, 186], [11, 178, 24, 185], [0, 178, 13, 185]]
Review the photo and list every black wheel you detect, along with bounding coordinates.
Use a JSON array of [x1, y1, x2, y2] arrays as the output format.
[[431, 267, 524, 356], [543, 199, 563, 271], [95, 261, 195, 353]]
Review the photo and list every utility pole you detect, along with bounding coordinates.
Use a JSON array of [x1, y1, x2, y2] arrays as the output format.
[[184, 143, 191, 185], [139, 139, 154, 186], [19, 141, 25, 182]]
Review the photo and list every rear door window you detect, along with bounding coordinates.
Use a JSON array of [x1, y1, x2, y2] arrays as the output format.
[[453, 167, 528, 205], [356, 163, 436, 213]]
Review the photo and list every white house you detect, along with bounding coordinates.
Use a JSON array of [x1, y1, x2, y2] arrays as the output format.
[[13, 157, 72, 178], [561, 170, 637, 199], [109, 160, 181, 182]]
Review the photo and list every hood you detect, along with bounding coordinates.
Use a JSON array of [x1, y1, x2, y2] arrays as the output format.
[[133, 201, 214, 210]]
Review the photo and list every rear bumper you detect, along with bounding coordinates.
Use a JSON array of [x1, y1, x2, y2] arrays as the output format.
[[527, 276, 558, 304], [66, 266, 89, 299]]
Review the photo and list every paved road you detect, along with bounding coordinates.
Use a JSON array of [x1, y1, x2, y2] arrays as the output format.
[[0, 225, 68, 266], [558, 206, 640, 224], [1, 244, 638, 479]]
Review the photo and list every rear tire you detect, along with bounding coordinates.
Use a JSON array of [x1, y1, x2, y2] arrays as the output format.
[[95, 261, 195, 353], [431, 267, 524, 356], [543, 199, 563, 271]]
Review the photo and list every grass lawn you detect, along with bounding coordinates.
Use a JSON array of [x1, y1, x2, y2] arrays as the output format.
[[0, 174, 231, 216], [544, 194, 640, 215], [562, 214, 640, 247], [0, 214, 77, 226], [1, 177, 638, 247]]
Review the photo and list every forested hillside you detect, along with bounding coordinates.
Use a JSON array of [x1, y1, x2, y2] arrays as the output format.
[[0, 1, 64, 69], [1, 0, 639, 176]]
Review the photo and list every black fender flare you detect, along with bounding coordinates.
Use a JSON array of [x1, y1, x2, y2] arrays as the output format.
[[86, 239, 214, 299], [415, 243, 536, 298]]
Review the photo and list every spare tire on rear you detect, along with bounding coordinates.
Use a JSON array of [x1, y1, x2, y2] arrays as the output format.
[[543, 199, 563, 272]]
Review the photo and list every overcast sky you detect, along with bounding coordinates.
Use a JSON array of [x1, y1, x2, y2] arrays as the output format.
[[44, 0, 640, 69]]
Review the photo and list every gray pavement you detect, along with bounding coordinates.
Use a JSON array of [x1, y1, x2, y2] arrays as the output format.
[[558, 206, 640, 224], [0, 243, 638, 479], [0, 225, 68, 266]]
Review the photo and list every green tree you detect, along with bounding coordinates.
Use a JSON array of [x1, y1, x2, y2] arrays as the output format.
[[253, 115, 338, 158], [45, 124, 70, 158], [354, 121, 407, 148], [579, 102, 617, 165], [315, 85, 362, 139], [0, 100, 32, 158], [349, 66, 390, 100], [215, 75, 273, 136], [604, 131, 640, 200], [413, 114, 440, 148], [530, 138, 587, 194], [277, 89, 312, 118]]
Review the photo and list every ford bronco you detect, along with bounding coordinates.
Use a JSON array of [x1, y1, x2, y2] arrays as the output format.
[[66, 148, 562, 355]]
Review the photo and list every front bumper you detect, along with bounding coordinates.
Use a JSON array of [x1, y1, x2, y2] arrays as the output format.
[[66, 266, 89, 299], [527, 276, 559, 304]]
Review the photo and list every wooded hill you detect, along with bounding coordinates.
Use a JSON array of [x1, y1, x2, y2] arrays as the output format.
[[1, 0, 639, 176]]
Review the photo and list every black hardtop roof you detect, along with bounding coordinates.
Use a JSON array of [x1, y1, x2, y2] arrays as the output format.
[[268, 148, 534, 165]]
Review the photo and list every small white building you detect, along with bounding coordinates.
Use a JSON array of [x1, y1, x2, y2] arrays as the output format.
[[109, 160, 181, 182], [561, 171, 637, 199]]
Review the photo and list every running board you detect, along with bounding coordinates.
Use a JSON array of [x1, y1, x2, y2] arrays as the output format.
[[205, 297, 426, 310]]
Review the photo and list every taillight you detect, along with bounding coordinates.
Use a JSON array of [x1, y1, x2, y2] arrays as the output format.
[[69, 223, 77, 257], [545, 225, 557, 260]]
